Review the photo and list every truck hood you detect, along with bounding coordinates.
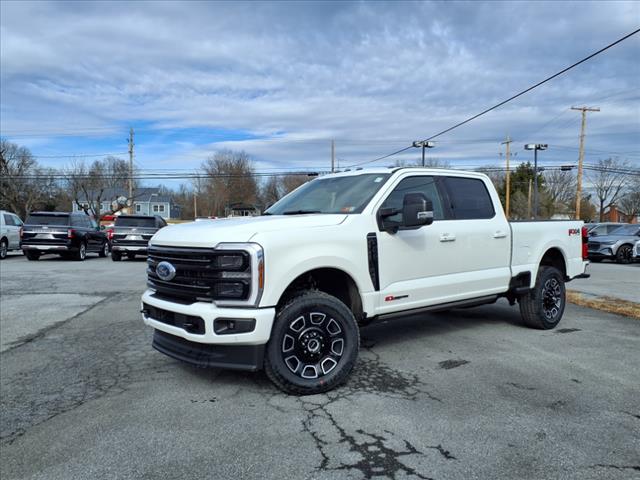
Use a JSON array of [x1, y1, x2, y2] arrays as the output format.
[[150, 214, 348, 247]]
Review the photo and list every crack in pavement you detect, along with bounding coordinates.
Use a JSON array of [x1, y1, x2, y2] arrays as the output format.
[[292, 344, 452, 479]]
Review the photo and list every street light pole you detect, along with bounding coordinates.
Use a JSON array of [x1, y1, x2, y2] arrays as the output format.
[[413, 141, 435, 166]]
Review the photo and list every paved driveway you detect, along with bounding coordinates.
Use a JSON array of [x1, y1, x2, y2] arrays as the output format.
[[1, 255, 638, 480]]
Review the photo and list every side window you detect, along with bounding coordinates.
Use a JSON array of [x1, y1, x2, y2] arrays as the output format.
[[13, 215, 23, 226], [4, 214, 15, 226], [444, 177, 495, 220], [379, 176, 445, 226]]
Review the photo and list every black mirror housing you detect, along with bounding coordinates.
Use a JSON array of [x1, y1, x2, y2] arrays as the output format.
[[402, 193, 434, 228]]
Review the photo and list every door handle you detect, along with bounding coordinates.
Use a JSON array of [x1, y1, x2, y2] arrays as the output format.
[[493, 231, 508, 239], [439, 233, 456, 242]]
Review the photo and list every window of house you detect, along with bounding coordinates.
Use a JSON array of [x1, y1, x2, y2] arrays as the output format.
[[136, 204, 141, 212]]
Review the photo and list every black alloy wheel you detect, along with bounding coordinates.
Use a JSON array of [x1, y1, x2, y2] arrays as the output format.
[[616, 244, 633, 264], [265, 291, 359, 395]]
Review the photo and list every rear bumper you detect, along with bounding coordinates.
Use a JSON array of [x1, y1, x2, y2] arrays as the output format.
[[22, 244, 74, 252], [112, 245, 148, 253], [152, 329, 264, 371]]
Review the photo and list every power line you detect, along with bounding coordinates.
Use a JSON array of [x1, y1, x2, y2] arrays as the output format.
[[348, 27, 640, 168]]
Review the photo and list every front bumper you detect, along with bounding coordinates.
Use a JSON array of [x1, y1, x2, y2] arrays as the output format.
[[141, 289, 275, 346], [588, 247, 614, 260], [152, 330, 265, 371]]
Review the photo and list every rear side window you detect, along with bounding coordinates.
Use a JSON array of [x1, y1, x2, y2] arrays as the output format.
[[380, 176, 446, 225], [26, 214, 69, 226], [444, 177, 495, 220], [115, 217, 156, 228], [3, 214, 15, 226]]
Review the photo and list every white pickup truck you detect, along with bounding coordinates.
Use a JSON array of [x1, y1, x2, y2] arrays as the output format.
[[141, 168, 589, 394]]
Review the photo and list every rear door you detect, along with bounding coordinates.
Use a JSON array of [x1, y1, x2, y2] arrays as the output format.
[[438, 176, 511, 295], [3, 214, 20, 249]]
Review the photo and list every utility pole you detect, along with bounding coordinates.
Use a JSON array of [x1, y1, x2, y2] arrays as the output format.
[[128, 127, 134, 214], [501, 135, 512, 218], [331, 140, 335, 173], [571, 106, 599, 219], [527, 178, 532, 218]]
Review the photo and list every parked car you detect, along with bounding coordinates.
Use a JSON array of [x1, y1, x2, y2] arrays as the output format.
[[21, 212, 110, 261], [586, 222, 626, 237], [0, 210, 24, 259], [141, 167, 589, 394], [587, 224, 640, 264], [109, 215, 167, 261]]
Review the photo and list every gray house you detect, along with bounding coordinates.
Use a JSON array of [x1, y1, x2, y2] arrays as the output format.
[[72, 187, 181, 220]]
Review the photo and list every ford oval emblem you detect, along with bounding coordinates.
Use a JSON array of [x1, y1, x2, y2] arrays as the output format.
[[156, 261, 176, 281]]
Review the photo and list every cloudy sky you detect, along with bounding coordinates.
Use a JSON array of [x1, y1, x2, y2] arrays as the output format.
[[1, 0, 639, 183]]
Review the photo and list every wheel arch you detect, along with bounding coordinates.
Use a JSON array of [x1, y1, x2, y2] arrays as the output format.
[[538, 247, 567, 279], [275, 267, 364, 323]]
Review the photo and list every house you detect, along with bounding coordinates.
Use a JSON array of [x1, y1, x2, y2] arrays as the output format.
[[72, 187, 182, 220], [602, 204, 639, 224]]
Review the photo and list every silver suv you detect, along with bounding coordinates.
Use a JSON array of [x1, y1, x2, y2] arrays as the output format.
[[0, 210, 23, 259], [587, 224, 640, 264]]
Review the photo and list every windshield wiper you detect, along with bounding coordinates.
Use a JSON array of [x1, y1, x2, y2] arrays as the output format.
[[282, 209, 322, 215]]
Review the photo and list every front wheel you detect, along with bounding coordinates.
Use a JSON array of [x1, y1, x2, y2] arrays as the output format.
[[0, 239, 7, 259], [111, 250, 122, 262], [616, 244, 633, 264], [265, 291, 360, 395], [519, 266, 566, 330]]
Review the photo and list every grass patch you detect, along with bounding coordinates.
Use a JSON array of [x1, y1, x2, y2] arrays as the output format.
[[567, 291, 640, 319]]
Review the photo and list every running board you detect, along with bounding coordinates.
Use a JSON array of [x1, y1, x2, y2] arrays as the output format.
[[376, 295, 499, 321]]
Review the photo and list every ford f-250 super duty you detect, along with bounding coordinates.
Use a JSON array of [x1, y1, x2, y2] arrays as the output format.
[[141, 168, 589, 394]]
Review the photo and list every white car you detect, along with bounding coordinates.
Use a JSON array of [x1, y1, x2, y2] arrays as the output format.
[[141, 167, 589, 394], [0, 210, 24, 259]]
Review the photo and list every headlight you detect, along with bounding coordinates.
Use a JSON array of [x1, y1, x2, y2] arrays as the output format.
[[215, 243, 264, 307]]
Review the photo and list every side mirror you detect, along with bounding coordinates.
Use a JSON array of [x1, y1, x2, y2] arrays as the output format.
[[402, 193, 433, 228]]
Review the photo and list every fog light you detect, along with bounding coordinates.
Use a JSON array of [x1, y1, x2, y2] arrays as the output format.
[[214, 318, 256, 335], [214, 282, 245, 298]]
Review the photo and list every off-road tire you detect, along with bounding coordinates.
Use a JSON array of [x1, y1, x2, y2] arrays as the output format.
[[75, 242, 87, 261], [519, 266, 565, 330], [265, 290, 359, 395], [0, 239, 7, 260], [25, 250, 40, 261], [99, 241, 109, 258], [616, 244, 633, 264], [111, 250, 122, 261]]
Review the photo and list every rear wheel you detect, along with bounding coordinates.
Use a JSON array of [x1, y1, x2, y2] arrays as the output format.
[[25, 250, 40, 261], [111, 251, 122, 262], [99, 241, 109, 258], [616, 244, 633, 264], [75, 242, 87, 261], [265, 291, 359, 395], [0, 239, 7, 259], [519, 266, 566, 330]]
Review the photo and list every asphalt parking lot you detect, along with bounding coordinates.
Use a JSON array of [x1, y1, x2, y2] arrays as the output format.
[[1, 253, 639, 480]]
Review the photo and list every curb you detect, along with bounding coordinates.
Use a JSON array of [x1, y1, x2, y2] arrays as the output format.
[[567, 290, 640, 319]]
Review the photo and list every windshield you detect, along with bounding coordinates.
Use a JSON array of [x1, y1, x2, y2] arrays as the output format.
[[611, 225, 640, 236], [265, 174, 391, 215], [25, 214, 69, 226], [115, 216, 156, 228]]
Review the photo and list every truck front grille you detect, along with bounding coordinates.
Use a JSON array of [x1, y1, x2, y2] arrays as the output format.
[[147, 245, 251, 303]]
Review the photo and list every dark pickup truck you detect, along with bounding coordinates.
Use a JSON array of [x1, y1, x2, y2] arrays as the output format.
[[21, 212, 110, 261], [109, 215, 167, 261]]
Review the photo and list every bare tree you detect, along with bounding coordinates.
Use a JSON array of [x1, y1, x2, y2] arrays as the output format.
[[65, 156, 136, 221], [260, 176, 282, 208], [619, 177, 640, 221], [281, 174, 309, 195], [0, 138, 61, 218], [200, 150, 259, 217], [544, 169, 577, 213], [587, 157, 630, 221]]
